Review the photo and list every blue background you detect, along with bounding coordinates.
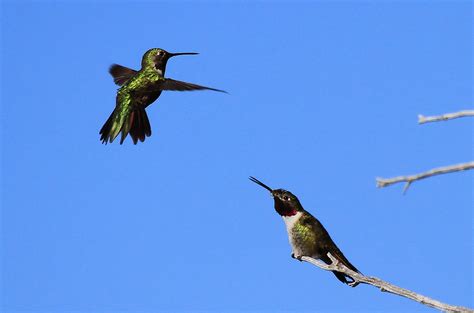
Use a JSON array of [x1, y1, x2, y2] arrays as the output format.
[[2, 1, 472, 312]]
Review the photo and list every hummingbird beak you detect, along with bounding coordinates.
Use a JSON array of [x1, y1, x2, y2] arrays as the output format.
[[168, 52, 199, 57], [249, 176, 274, 195]]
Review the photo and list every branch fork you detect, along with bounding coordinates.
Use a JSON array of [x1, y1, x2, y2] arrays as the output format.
[[376, 162, 474, 193], [376, 110, 473, 193]]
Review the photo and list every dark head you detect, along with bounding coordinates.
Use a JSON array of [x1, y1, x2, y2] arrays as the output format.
[[141, 48, 198, 72], [249, 176, 303, 217]]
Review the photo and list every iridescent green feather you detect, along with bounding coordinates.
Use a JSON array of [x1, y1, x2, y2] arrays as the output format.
[[109, 91, 133, 142], [292, 220, 317, 248], [108, 70, 162, 142], [100, 47, 225, 144]]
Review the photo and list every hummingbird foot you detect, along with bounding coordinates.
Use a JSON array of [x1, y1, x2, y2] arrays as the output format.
[[348, 280, 359, 288], [291, 253, 303, 262]]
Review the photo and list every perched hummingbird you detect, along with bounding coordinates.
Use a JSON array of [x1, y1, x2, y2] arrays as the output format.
[[100, 48, 226, 144], [249, 176, 360, 286]]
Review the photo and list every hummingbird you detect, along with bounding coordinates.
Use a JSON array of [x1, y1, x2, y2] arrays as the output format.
[[100, 48, 226, 144], [249, 176, 360, 286]]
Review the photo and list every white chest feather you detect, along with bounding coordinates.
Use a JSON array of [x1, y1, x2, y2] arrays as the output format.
[[282, 211, 305, 256], [282, 211, 303, 233]]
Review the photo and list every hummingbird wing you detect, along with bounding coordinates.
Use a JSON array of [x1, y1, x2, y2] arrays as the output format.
[[109, 64, 138, 86], [105, 94, 134, 144], [160, 78, 227, 93], [300, 214, 360, 285], [314, 219, 359, 273]]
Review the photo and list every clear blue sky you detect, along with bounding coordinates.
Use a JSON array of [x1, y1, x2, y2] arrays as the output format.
[[1, 1, 472, 312]]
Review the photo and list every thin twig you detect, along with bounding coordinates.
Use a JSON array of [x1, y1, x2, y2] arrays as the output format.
[[418, 110, 474, 124], [376, 162, 474, 193], [301, 254, 473, 313]]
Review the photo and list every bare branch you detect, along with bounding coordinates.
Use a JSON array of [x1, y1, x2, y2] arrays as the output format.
[[418, 110, 474, 124], [301, 254, 473, 313], [376, 162, 474, 193]]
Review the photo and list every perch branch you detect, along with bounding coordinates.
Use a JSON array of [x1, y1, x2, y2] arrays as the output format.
[[301, 254, 473, 313], [418, 110, 474, 124], [376, 161, 474, 193]]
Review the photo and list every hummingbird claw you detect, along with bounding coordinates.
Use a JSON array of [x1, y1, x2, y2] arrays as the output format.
[[291, 253, 303, 262]]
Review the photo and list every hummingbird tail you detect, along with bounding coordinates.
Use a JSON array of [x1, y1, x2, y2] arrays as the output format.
[[331, 270, 358, 286], [321, 251, 360, 287], [99, 107, 151, 144], [129, 107, 152, 144]]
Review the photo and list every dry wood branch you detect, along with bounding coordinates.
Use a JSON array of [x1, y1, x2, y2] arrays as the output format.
[[418, 110, 474, 124], [376, 162, 474, 193], [301, 254, 473, 313]]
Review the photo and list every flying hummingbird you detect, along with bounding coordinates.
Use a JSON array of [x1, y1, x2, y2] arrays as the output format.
[[249, 176, 360, 286], [100, 48, 226, 144]]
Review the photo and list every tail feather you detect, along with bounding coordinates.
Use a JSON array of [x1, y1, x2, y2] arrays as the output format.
[[129, 108, 152, 144], [321, 249, 360, 287], [332, 270, 353, 285], [143, 110, 151, 137], [132, 109, 143, 144], [99, 107, 151, 144]]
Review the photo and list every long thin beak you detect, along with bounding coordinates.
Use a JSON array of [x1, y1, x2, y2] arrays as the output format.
[[169, 52, 199, 57], [249, 176, 273, 193]]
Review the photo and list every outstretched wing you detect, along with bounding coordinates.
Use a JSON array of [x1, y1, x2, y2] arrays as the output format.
[[109, 64, 138, 86], [161, 78, 227, 93]]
